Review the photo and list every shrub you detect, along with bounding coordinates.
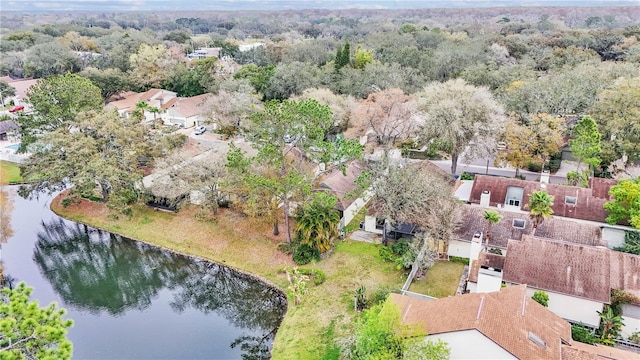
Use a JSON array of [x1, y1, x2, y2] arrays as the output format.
[[571, 323, 600, 345], [293, 243, 321, 265], [628, 331, 640, 344], [354, 285, 369, 311], [449, 256, 469, 265], [544, 159, 561, 172], [391, 239, 412, 256], [567, 170, 589, 187], [277, 242, 296, 255], [527, 162, 542, 172], [378, 245, 397, 262], [370, 287, 391, 305], [532, 290, 549, 307], [297, 268, 326, 285], [279, 267, 326, 285], [488, 248, 503, 255], [460, 172, 474, 181]]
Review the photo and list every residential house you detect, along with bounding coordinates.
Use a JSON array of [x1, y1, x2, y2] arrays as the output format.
[[467, 235, 640, 337], [318, 161, 369, 229], [361, 159, 454, 239], [448, 205, 604, 258], [0, 76, 38, 107], [469, 174, 616, 223], [391, 284, 636, 359], [391, 284, 637, 359], [187, 47, 221, 60], [163, 93, 213, 128], [107, 89, 177, 122], [238, 43, 265, 52], [0, 120, 19, 141], [142, 139, 257, 207]]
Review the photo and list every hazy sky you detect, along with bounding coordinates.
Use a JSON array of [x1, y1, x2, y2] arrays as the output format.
[[1, 0, 636, 12]]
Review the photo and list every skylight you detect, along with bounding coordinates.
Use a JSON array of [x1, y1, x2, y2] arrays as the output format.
[[512, 219, 526, 229]]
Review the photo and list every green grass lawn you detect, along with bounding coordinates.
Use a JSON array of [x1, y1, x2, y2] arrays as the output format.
[[0, 160, 22, 184], [408, 261, 465, 298], [51, 199, 411, 359]]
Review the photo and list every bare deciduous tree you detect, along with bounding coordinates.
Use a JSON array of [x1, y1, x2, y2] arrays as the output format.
[[350, 88, 417, 146]]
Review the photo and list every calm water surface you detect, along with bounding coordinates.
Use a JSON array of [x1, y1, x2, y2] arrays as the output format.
[[1, 186, 287, 359]]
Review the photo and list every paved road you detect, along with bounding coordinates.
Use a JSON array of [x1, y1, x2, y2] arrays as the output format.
[[430, 159, 575, 185]]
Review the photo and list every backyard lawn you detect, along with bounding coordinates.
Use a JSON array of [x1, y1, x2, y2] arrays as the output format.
[[51, 195, 410, 359], [408, 260, 466, 298], [0, 160, 22, 184]]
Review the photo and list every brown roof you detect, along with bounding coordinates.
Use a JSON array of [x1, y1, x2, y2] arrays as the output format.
[[469, 175, 616, 223], [167, 94, 213, 118], [390, 284, 572, 360], [107, 89, 178, 113], [562, 340, 640, 360], [160, 98, 179, 110], [454, 205, 604, 248], [468, 252, 506, 283], [319, 161, 364, 211], [610, 251, 640, 301], [3, 77, 38, 100], [504, 235, 611, 302]]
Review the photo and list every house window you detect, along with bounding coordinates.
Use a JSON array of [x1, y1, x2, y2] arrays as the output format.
[[375, 218, 385, 230], [508, 199, 520, 207], [565, 196, 577, 206], [512, 219, 526, 229]]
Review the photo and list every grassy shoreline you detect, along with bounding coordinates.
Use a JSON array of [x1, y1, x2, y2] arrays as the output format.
[[50, 193, 408, 359], [1, 160, 23, 184]]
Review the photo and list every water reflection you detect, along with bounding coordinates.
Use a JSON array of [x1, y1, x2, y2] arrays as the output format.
[[33, 217, 286, 359]]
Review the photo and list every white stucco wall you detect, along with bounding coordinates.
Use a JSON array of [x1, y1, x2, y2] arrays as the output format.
[[364, 215, 383, 234], [447, 239, 471, 258], [621, 303, 640, 338], [524, 287, 602, 327], [476, 269, 503, 293], [340, 191, 372, 229], [426, 329, 516, 359]]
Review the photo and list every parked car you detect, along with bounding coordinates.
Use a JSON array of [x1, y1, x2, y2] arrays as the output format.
[[194, 126, 206, 135], [8, 105, 24, 113]]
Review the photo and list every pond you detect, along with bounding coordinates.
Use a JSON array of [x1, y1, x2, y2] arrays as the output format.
[[1, 187, 287, 359]]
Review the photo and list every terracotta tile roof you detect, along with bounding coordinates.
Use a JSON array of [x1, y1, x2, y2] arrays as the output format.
[[610, 251, 640, 301], [562, 340, 640, 359], [454, 205, 604, 248], [107, 89, 179, 114], [504, 235, 611, 302], [167, 93, 213, 118], [391, 284, 572, 360], [468, 252, 506, 283], [319, 161, 364, 211], [469, 175, 616, 223], [4, 77, 38, 100], [160, 98, 179, 110]]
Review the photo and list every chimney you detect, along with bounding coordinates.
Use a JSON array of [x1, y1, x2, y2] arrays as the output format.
[[540, 170, 550, 184], [480, 190, 491, 207], [469, 231, 483, 261]]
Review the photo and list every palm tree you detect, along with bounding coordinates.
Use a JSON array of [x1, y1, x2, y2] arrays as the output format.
[[483, 210, 501, 251], [525, 190, 554, 233], [294, 193, 340, 253], [132, 100, 149, 121], [598, 306, 625, 345]]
